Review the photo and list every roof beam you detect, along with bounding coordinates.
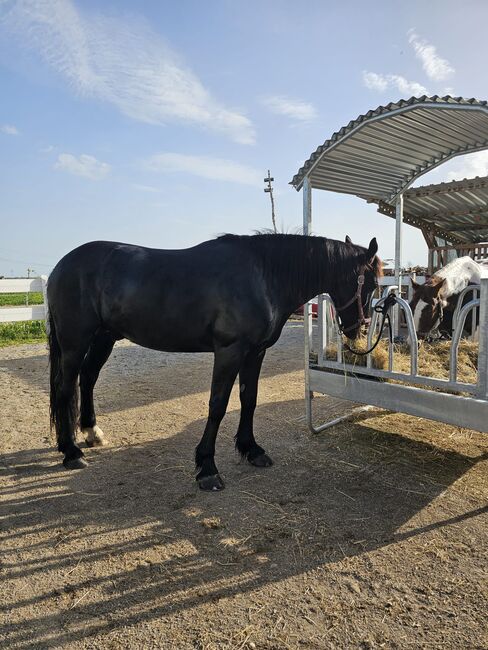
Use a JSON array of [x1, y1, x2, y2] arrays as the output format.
[[405, 177, 488, 197], [443, 222, 488, 231], [411, 208, 488, 220]]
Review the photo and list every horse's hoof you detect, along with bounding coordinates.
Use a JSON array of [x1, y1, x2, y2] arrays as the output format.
[[85, 439, 105, 448], [83, 425, 107, 447], [85, 436, 107, 447], [198, 474, 225, 491], [249, 453, 273, 468], [63, 457, 88, 470]]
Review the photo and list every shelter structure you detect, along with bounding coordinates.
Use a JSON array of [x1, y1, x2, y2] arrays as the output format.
[[291, 96, 488, 434], [373, 176, 488, 272]]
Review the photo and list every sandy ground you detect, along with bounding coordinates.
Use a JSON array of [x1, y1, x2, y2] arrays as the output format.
[[0, 323, 487, 649]]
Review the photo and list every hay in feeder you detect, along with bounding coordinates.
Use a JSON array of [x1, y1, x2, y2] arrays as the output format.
[[311, 338, 479, 385], [394, 340, 478, 384], [321, 338, 388, 370]]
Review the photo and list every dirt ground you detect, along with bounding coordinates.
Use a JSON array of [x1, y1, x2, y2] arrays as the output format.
[[1, 323, 487, 649]]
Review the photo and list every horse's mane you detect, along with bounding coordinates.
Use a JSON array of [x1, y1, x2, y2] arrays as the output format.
[[217, 233, 381, 296]]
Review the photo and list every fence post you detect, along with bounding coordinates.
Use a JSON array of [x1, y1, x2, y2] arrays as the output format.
[[40, 275, 50, 335]]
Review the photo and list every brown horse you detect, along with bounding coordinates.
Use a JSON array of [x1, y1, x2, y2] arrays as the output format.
[[409, 257, 481, 339]]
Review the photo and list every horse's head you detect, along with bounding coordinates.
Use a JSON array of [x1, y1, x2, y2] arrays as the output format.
[[409, 276, 447, 339], [332, 236, 382, 340]]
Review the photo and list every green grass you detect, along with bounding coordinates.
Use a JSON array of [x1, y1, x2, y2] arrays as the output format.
[[0, 320, 47, 347], [0, 292, 47, 346], [0, 292, 44, 306]]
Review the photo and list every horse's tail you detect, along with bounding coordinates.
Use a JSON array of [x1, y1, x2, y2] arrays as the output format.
[[48, 312, 78, 451]]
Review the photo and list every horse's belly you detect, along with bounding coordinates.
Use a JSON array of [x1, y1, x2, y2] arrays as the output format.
[[127, 333, 214, 353], [111, 316, 215, 353]]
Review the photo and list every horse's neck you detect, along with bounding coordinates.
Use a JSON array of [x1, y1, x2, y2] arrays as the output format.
[[260, 237, 335, 309], [437, 258, 481, 296]]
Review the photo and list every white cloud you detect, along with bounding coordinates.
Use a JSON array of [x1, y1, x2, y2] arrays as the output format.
[[55, 153, 111, 180], [388, 75, 428, 96], [145, 153, 262, 186], [261, 96, 317, 122], [362, 72, 388, 92], [1, 124, 19, 135], [408, 30, 454, 82], [445, 151, 488, 182], [414, 150, 488, 187], [362, 71, 428, 96], [1, 0, 255, 144], [132, 183, 160, 193]]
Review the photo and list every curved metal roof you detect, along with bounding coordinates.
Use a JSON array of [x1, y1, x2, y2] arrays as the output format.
[[374, 175, 488, 244], [290, 96, 488, 203]]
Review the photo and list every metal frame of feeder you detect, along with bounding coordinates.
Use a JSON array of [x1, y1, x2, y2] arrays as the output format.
[[295, 97, 488, 435]]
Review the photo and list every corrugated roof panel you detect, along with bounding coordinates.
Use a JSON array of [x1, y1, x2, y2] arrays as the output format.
[[291, 96, 488, 203], [375, 176, 488, 244]]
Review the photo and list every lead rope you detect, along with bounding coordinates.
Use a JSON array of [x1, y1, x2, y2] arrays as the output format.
[[343, 293, 397, 356]]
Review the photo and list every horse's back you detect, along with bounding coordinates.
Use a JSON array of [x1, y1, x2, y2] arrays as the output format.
[[48, 239, 272, 352], [437, 256, 481, 295]]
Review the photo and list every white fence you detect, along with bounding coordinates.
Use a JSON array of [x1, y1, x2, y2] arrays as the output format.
[[0, 276, 48, 323]]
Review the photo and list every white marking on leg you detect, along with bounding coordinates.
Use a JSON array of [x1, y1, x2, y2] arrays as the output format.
[[413, 298, 428, 333], [83, 425, 107, 446]]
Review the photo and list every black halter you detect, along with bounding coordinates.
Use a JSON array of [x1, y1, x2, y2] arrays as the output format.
[[334, 265, 372, 334], [334, 266, 397, 356], [343, 293, 397, 356]]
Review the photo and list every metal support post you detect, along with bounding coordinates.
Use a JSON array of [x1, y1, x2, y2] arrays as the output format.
[[303, 177, 314, 427], [394, 194, 404, 337]]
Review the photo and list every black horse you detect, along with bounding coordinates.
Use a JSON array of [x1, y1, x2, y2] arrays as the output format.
[[47, 233, 381, 490]]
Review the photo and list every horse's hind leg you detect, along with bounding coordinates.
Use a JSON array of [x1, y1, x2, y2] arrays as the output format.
[[235, 349, 273, 468], [80, 330, 116, 447], [53, 347, 91, 469], [49, 312, 97, 469]]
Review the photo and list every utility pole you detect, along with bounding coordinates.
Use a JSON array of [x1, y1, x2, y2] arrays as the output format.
[[264, 170, 277, 233]]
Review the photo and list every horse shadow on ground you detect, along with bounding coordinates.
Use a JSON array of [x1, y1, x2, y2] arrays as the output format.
[[1, 397, 487, 649]]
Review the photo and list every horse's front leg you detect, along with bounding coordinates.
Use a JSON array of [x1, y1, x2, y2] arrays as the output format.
[[195, 343, 244, 491], [235, 349, 273, 468]]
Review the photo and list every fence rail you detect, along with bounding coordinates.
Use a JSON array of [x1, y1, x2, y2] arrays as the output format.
[[0, 276, 48, 323]]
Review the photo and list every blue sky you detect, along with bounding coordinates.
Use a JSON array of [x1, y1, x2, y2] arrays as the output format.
[[1, 0, 488, 276]]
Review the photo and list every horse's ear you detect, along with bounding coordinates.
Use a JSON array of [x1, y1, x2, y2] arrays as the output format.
[[367, 237, 378, 258], [345, 235, 352, 244]]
